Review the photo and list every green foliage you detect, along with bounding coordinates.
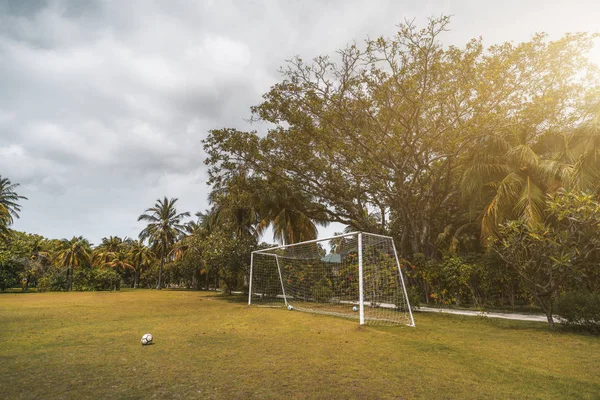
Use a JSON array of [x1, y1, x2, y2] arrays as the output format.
[[36, 266, 68, 292], [556, 292, 600, 334], [0, 231, 49, 291], [311, 276, 333, 303], [201, 229, 257, 293], [403, 252, 525, 308], [0, 265, 19, 291], [73, 267, 121, 291], [204, 17, 600, 258], [405, 286, 421, 310], [492, 190, 600, 327], [0, 175, 27, 237], [138, 197, 190, 289]]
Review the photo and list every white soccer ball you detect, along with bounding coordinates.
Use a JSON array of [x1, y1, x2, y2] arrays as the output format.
[[287, 305, 293, 311], [141, 333, 153, 345], [352, 306, 358, 312]]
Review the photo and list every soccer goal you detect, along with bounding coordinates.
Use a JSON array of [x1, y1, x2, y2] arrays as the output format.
[[249, 232, 415, 327]]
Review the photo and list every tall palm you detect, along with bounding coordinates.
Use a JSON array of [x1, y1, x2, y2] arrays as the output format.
[[128, 239, 154, 288], [0, 175, 27, 238], [258, 184, 329, 245], [209, 172, 262, 238], [174, 212, 213, 261], [55, 236, 92, 291], [138, 197, 190, 289]]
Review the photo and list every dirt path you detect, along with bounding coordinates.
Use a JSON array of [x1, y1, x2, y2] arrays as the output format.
[[418, 306, 559, 323]]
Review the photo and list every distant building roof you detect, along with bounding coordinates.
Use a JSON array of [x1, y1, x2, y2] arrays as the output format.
[[320, 253, 342, 263]]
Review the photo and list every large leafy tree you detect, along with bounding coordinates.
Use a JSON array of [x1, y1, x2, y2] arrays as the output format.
[[55, 236, 92, 291], [204, 17, 600, 257], [0, 176, 27, 238], [138, 197, 190, 290]]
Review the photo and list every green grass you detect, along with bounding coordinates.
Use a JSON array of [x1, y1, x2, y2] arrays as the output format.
[[1, 290, 598, 399]]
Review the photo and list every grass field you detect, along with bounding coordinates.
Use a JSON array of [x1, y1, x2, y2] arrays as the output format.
[[1, 290, 599, 399]]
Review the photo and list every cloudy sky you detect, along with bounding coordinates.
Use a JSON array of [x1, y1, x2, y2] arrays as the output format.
[[1, 0, 599, 244]]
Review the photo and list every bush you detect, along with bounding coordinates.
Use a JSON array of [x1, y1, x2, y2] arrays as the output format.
[[36, 267, 68, 292], [405, 286, 421, 310], [73, 267, 121, 291], [37, 267, 121, 292], [556, 292, 600, 334], [0, 266, 19, 291]]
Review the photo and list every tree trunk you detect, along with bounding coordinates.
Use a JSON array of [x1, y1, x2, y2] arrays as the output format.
[[157, 257, 164, 290], [194, 268, 201, 290], [134, 263, 140, 289], [68, 266, 73, 291], [536, 294, 556, 329], [546, 312, 555, 329]]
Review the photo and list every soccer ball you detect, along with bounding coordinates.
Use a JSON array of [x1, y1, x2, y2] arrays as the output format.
[[141, 333, 153, 345], [352, 306, 358, 312], [287, 305, 293, 311]]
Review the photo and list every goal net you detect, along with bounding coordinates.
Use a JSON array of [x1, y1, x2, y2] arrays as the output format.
[[249, 232, 415, 326]]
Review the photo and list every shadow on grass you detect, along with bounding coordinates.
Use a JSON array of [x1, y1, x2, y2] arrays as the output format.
[[205, 293, 249, 304], [411, 310, 597, 337]]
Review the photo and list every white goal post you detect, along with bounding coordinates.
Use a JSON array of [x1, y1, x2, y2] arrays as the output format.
[[248, 232, 415, 327]]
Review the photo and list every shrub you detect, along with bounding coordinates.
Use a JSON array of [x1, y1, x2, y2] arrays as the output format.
[[36, 267, 68, 292], [401, 286, 421, 310], [73, 267, 121, 291], [556, 292, 600, 334]]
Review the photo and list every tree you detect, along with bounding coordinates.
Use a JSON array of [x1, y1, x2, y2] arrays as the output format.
[[128, 239, 153, 289], [257, 180, 329, 245], [138, 197, 190, 290], [201, 229, 257, 294], [0, 176, 27, 239], [55, 236, 92, 291], [462, 34, 600, 240], [0, 231, 47, 291], [492, 191, 600, 328], [204, 17, 600, 258], [93, 236, 125, 267], [22, 236, 52, 292]]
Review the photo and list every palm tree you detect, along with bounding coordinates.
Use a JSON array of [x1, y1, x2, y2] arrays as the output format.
[[462, 125, 569, 240], [257, 184, 329, 245], [559, 107, 600, 194], [55, 236, 92, 291], [0, 176, 27, 238], [128, 239, 154, 288], [93, 236, 124, 267], [22, 237, 51, 292], [138, 197, 190, 289], [103, 251, 134, 273]]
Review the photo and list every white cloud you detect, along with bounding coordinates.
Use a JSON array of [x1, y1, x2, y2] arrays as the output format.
[[1, 0, 599, 242]]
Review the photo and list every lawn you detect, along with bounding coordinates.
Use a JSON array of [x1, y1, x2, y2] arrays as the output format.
[[1, 290, 599, 399]]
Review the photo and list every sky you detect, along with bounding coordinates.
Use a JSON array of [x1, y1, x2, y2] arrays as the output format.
[[1, 0, 599, 245]]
